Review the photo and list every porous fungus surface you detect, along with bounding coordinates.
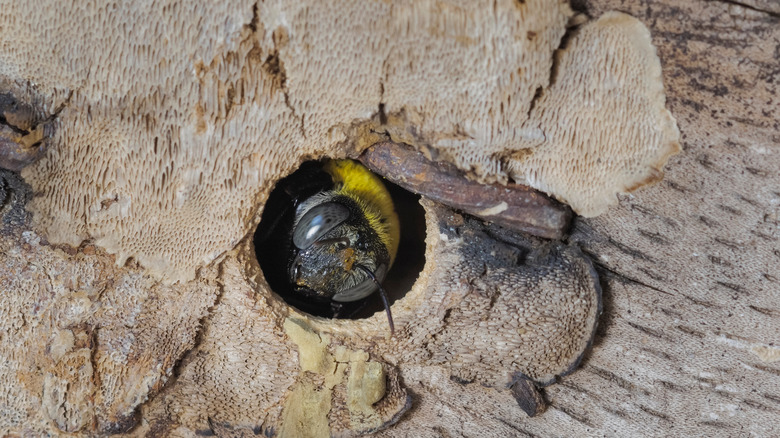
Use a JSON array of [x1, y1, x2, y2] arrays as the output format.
[[128, 200, 599, 436], [509, 12, 681, 217], [136, 258, 296, 436], [0, 0, 679, 435], [0, 0, 675, 282], [0, 170, 220, 434]]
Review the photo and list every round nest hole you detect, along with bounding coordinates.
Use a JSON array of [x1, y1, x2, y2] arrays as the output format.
[[253, 159, 426, 321]]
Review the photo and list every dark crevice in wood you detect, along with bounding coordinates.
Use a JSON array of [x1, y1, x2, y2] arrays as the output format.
[[737, 194, 761, 208], [743, 399, 780, 413], [676, 325, 705, 338], [136, 260, 229, 430], [568, 0, 591, 17], [495, 418, 538, 437], [0, 91, 60, 172], [714, 0, 780, 18], [751, 364, 780, 378], [763, 393, 780, 404], [246, 2, 259, 33], [745, 167, 770, 177], [748, 305, 780, 317], [587, 366, 650, 396], [549, 404, 594, 428], [0, 170, 31, 232], [603, 238, 657, 263], [559, 380, 592, 396], [637, 404, 671, 422], [750, 229, 775, 242], [659, 306, 684, 319], [666, 180, 690, 193], [625, 321, 669, 341], [713, 237, 742, 250], [681, 294, 721, 309], [637, 229, 671, 245], [657, 380, 686, 392], [718, 204, 743, 216], [715, 280, 748, 295], [637, 267, 668, 283], [699, 215, 719, 227], [708, 255, 731, 267], [641, 347, 673, 361], [590, 259, 673, 297], [699, 421, 734, 429], [601, 406, 629, 420]]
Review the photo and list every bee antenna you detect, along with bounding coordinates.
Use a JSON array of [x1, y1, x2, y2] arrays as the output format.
[[355, 264, 395, 334]]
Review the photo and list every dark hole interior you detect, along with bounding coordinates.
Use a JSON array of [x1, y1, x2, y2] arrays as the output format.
[[253, 159, 426, 321]]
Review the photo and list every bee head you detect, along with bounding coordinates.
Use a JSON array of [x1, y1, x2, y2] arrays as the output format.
[[289, 198, 389, 302]]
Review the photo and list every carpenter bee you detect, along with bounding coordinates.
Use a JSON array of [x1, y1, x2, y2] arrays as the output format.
[[255, 159, 400, 332]]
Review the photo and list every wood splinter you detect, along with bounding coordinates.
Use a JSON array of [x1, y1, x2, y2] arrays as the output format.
[[359, 141, 573, 240]]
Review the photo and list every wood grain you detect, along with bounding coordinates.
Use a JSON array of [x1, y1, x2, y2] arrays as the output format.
[[517, 0, 780, 435]]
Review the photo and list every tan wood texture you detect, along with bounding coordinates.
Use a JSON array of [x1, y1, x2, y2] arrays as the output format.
[[0, 0, 776, 436]]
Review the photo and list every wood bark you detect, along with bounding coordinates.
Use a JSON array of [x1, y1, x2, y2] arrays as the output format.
[[0, 0, 777, 436], [510, 0, 780, 436]]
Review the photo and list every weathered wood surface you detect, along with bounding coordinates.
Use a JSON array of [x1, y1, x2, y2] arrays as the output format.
[[509, 0, 780, 436], [340, 2, 780, 436], [0, 0, 777, 436]]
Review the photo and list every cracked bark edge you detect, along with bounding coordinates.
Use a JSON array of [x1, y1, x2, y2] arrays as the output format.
[[0, 91, 63, 172], [359, 141, 573, 240], [121, 260, 229, 435], [553, 242, 603, 382], [473, 215, 604, 386], [426, 205, 603, 389]]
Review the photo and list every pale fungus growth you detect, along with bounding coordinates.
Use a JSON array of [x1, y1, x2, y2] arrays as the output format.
[[506, 11, 681, 217], [0, 0, 679, 436]]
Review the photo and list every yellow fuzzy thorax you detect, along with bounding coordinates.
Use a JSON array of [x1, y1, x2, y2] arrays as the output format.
[[324, 159, 400, 264]]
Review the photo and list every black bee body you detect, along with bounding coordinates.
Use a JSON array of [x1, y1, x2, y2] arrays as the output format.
[[255, 159, 399, 331]]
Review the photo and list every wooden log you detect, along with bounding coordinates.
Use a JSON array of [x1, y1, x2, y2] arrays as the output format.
[[0, 1, 777, 436]]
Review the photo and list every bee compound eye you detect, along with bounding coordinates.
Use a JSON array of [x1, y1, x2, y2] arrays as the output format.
[[292, 202, 350, 249]]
